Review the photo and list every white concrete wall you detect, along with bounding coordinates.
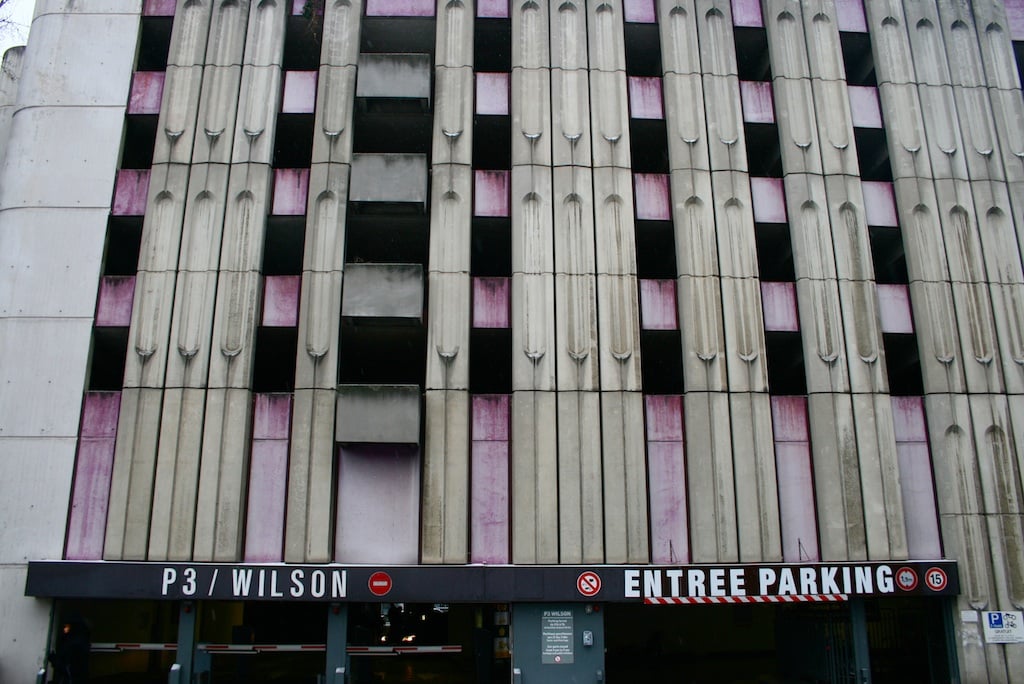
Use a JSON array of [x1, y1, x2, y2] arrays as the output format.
[[0, 2, 139, 680]]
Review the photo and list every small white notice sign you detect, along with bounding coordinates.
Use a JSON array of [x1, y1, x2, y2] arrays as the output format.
[[982, 611, 1024, 644]]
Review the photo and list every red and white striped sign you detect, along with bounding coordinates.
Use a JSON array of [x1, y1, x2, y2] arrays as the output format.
[[644, 594, 848, 605]]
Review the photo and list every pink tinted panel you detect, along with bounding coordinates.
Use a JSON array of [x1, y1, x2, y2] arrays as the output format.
[[471, 440, 510, 563], [262, 275, 301, 327], [292, 0, 311, 15], [640, 279, 678, 330], [750, 177, 787, 223], [771, 395, 809, 442], [272, 168, 310, 216], [143, 0, 177, 16], [862, 181, 898, 227], [335, 445, 421, 563], [282, 71, 317, 114], [365, 0, 435, 17], [472, 394, 510, 441], [475, 170, 511, 217], [253, 393, 293, 440], [476, 73, 510, 115], [477, 0, 509, 18], [129, 71, 165, 114], [1009, 0, 1024, 40], [644, 394, 684, 442], [775, 442, 820, 562], [634, 173, 672, 221], [648, 441, 689, 564], [731, 0, 763, 27], [113, 169, 151, 216], [761, 281, 799, 332], [65, 438, 117, 559], [897, 442, 942, 558], [244, 440, 289, 562], [877, 284, 914, 334], [96, 276, 136, 327], [891, 395, 927, 442], [848, 85, 883, 128], [740, 80, 775, 123], [624, 0, 656, 24], [473, 277, 511, 329], [834, 0, 868, 32], [81, 391, 122, 439], [628, 77, 664, 120]]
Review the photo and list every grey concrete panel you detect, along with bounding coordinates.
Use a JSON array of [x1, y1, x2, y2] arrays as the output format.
[[702, 74, 747, 171], [0, 47, 24, 165], [207, 269, 263, 389], [556, 391, 604, 563], [597, 274, 643, 392], [592, 166, 638, 276], [341, 263, 424, 320], [837, 280, 888, 393], [684, 391, 738, 563], [823, 174, 872, 281], [0, 318, 92, 437], [356, 53, 432, 100], [875, 82, 932, 180], [0, 565, 52, 681], [551, 68, 593, 167], [676, 274, 728, 392], [552, 165, 596, 276], [987, 283, 1024, 396], [670, 169, 718, 278], [511, 272, 557, 391], [312, 65, 357, 164], [729, 392, 782, 562], [948, 280, 1004, 393], [320, 0, 363, 68], [554, 273, 599, 391], [231, 65, 284, 164], [511, 391, 559, 563], [436, 0, 473, 68], [433, 66, 474, 165], [511, 164, 555, 274], [511, 68, 554, 167], [286, 388, 336, 562], [663, 72, 711, 171], [428, 164, 472, 274], [421, 390, 470, 563], [0, 208, 106, 318], [349, 153, 428, 205], [425, 271, 470, 391], [917, 83, 969, 181], [148, 387, 205, 561], [906, 280, 965, 394], [851, 393, 907, 561], [152, 64, 206, 165], [335, 384, 421, 444], [194, 387, 252, 561], [762, 1, 811, 80], [795, 278, 851, 394], [720, 277, 769, 392], [810, 78, 859, 177], [124, 269, 179, 389], [589, 70, 632, 169], [891, 177, 951, 282], [585, 0, 626, 73], [783, 173, 839, 281], [601, 391, 649, 563], [192, 65, 243, 164], [105, 387, 163, 560], [987, 88, 1024, 184], [694, 0, 739, 76], [953, 87, 1003, 182], [772, 77, 824, 176], [807, 392, 866, 561], [863, 4, 915, 86], [710, 170, 757, 279], [0, 437, 76, 560]]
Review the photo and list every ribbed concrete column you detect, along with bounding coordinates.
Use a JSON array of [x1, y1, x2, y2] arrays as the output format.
[[0, 2, 140, 677], [422, 0, 474, 564], [0, 46, 24, 164]]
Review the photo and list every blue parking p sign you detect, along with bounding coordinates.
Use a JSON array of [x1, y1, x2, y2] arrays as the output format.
[[988, 613, 1004, 629]]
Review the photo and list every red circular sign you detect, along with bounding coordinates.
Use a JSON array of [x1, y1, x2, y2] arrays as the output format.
[[577, 571, 602, 597], [924, 567, 948, 592], [368, 571, 393, 597], [895, 566, 918, 592]]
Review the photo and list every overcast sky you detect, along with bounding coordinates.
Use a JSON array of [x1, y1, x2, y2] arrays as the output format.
[[1, 0, 35, 59]]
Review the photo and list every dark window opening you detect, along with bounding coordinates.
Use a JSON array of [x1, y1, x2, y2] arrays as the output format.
[[475, 19, 511, 72], [635, 220, 677, 279], [273, 114, 315, 168], [137, 16, 173, 71], [338, 322, 426, 385], [854, 127, 893, 181], [840, 31, 876, 86], [734, 27, 772, 81], [346, 214, 429, 264], [283, 13, 323, 70], [624, 23, 663, 76], [88, 328, 129, 391], [253, 328, 298, 392], [755, 223, 796, 281], [471, 218, 512, 277], [470, 329, 512, 394], [765, 331, 807, 395], [103, 217, 143, 276], [352, 105, 433, 154], [629, 119, 670, 173], [263, 216, 307, 275], [641, 331, 685, 394], [121, 115, 158, 169], [868, 226, 909, 285], [361, 17, 436, 55], [473, 116, 512, 170], [1015, 42, 1024, 84], [883, 333, 924, 396], [744, 123, 783, 177]]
